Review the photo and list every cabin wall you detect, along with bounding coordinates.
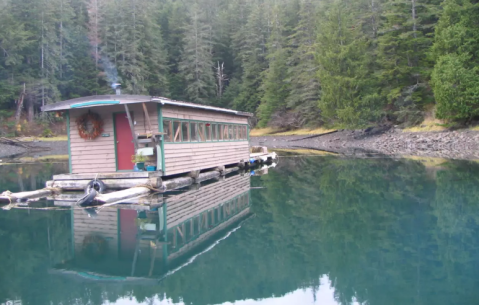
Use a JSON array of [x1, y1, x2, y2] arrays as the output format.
[[73, 208, 118, 256], [69, 103, 158, 174], [162, 105, 250, 176], [163, 142, 249, 176]]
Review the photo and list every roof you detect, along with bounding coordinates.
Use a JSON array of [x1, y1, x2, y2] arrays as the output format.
[[41, 95, 254, 117]]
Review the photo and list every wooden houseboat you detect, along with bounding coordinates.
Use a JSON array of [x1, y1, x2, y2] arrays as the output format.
[[0, 95, 277, 205], [41, 94, 253, 177]]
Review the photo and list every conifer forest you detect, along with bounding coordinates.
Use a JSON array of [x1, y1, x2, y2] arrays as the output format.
[[0, 0, 478, 129]]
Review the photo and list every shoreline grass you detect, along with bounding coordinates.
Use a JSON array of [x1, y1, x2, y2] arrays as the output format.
[[272, 148, 339, 156], [251, 127, 336, 137], [17, 135, 68, 142]]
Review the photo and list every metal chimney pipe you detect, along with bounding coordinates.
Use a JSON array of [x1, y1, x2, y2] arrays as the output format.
[[112, 83, 121, 95]]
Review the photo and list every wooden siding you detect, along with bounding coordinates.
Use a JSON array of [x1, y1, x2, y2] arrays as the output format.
[[165, 174, 250, 228], [73, 208, 118, 256], [164, 141, 249, 175], [162, 105, 248, 124], [69, 103, 158, 174], [168, 208, 250, 261], [164, 174, 251, 259]]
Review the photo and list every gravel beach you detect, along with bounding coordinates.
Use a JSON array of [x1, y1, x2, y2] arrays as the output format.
[[251, 127, 479, 160]]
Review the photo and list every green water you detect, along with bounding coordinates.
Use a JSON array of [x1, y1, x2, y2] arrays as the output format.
[[1, 156, 479, 305]]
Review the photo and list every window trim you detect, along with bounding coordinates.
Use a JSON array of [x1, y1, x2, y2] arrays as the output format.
[[162, 118, 249, 144]]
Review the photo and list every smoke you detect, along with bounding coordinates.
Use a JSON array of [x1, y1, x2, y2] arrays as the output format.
[[101, 56, 119, 89]]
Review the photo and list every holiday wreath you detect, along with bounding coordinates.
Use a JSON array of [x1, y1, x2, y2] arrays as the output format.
[[76, 111, 104, 140]]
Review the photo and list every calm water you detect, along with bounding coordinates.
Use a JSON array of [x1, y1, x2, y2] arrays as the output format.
[[1, 156, 479, 305]]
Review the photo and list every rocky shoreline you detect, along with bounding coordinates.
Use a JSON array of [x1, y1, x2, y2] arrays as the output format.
[[251, 127, 479, 160]]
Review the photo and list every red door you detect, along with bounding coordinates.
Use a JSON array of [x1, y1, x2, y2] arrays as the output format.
[[120, 209, 138, 258], [114, 113, 135, 170]]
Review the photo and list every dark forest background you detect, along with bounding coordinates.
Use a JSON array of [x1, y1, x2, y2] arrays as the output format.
[[0, 0, 478, 131]]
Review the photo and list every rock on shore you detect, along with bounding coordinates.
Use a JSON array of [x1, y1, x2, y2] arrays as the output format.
[[251, 127, 479, 160]]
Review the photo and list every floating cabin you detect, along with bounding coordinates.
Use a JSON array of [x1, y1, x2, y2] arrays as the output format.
[[0, 95, 277, 204], [42, 95, 254, 178]]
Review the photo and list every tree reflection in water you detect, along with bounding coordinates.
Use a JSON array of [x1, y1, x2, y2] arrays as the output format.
[[1, 157, 479, 305]]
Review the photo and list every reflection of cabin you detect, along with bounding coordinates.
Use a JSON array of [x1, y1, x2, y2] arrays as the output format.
[[42, 95, 252, 176], [58, 174, 251, 278]]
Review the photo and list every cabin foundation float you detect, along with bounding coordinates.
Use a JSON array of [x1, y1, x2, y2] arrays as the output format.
[[0, 92, 278, 204]]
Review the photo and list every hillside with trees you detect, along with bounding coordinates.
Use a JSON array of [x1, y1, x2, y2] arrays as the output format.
[[0, 0, 478, 133]]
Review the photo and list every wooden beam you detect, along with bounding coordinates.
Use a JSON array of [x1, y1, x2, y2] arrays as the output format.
[[142, 103, 153, 132], [46, 177, 161, 191], [124, 104, 138, 152], [148, 240, 158, 277], [177, 226, 184, 239], [53, 171, 161, 180]]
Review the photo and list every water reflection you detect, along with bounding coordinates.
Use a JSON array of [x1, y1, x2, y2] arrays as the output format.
[[0, 162, 68, 193], [1, 157, 479, 305], [53, 174, 251, 280]]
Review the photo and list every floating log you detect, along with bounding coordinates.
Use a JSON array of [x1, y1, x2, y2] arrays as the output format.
[[163, 167, 239, 191], [96, 187, 152, 204], [0, 188, 60, 203], [94, 167, 240, 204], [7, 166, 241, 206], [46, 177, 162, 191]]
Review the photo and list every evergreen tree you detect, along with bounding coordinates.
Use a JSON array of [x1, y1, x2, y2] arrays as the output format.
[[316, 0, 381, 127], [431, 0, 479, 122], [377, 0, 441, 124], [233, 1, 268, 112], [258, 3, 291, 127], [286, 0, 321, 125], [0, 2, 33, 108], [60, 0, 101, 98], [158, 0, 188, 100], [179, 2, 215, 104]]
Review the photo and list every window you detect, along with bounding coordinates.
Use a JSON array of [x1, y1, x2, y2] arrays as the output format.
[[219, 125, 224, 140], [173, 121, 181, 142], [198, 123, 206, 141], [224, 125, 229, 140], [206, 124, 211, 141], [182, 122, 189, 142], [163, 120, 172, 142], [212, 124, 217, 140], [191, 122, 198, 142], [164, 119, 247, 143], [228, 125, 234, 140]]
